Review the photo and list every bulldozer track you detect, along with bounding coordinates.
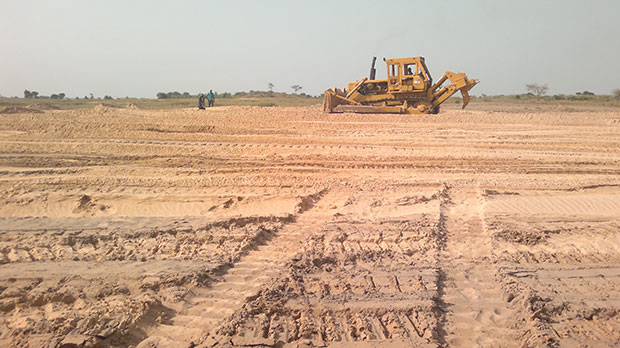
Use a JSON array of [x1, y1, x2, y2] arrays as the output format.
[[134, 188, 353, 348], [200, 187, 446, 347], [438, 186, 524, 348]]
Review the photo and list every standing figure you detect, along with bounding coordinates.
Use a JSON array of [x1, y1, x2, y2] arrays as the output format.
[[207, 90, 215, 107], [198, 94, 206, 110]]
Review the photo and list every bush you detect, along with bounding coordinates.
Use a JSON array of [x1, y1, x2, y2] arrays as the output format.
[[156, 91, 198, 99], [568, 95, 589, 101], [215, 92, 232, 98]]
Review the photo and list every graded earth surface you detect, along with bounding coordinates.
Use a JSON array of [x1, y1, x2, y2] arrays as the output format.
[[1, 103, 620, 347]]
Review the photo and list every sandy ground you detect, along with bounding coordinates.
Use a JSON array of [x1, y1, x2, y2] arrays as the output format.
[[1, 103, 620, 347]]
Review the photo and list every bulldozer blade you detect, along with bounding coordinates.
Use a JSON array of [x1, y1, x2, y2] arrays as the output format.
[[461, 90, 470, 109], [332, 104, 425, 114]]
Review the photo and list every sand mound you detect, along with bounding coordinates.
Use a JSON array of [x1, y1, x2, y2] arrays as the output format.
[[126, 103, 141, 110], [0, 106, 43, 114], [72, 194, 108, 215], [94, 103, 122, 113], [26, 103, 61, 111], [553, 104, 577, 112]]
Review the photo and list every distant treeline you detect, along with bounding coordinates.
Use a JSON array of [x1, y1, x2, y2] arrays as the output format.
[[513, 90, 596, 101], [22, 90, 115, 100], [156, 91, 231, 99], [156, 90, 317, 99], [473, 90, 600, 101], [24, 90, 66, 99]]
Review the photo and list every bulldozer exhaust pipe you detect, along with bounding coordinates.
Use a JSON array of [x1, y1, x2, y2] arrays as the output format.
[[369, 57, 377, 80]]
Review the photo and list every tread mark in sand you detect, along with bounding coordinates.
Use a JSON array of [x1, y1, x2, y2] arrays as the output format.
[[134, 189, 352, 348], [439, 185, 524, 348]]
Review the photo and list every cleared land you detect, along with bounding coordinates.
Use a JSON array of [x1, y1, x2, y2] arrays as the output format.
[[0, 101, 620, 348], [0, 93, 321, 111]]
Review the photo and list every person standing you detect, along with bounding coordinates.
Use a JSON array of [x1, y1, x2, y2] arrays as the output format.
[[207, 90, 215, 107], [198, 94, 206, 110]]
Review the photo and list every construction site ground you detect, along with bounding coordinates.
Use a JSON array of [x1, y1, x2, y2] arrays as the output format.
[[1, 103, 620, 347]]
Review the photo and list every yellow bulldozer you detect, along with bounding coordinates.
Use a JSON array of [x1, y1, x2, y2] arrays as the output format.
[[323, 56, 479, 114]]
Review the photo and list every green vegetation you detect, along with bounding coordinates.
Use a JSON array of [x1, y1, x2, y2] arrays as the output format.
[[577, 91, 595, 96], [4, 90, 620, 112], [525, 83, 548, 100], [156, 91, 194, 99], [467, 93, 620, 107], [0, 91, 321, 110], [24, 89, 67, 99]]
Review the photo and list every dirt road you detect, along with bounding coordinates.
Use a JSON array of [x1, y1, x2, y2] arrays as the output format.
[[1, 104, 619, 347]]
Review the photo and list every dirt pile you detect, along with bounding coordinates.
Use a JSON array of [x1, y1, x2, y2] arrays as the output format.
[[26, 103, 61, 111], [94, 103, 122, 113], [0, 106, 43, 114]]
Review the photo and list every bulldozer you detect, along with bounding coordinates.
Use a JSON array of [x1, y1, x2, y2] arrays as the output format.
[[323, 56, 479, 114]]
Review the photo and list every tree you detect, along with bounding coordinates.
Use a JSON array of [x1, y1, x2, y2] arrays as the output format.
[[50, 94, 59, 99], [104, 95, 113, 100], [525, 84, 548, 100], [24, 90, 40, 98], [291, 85, 302, 94], [612, 89, 620, 101], [268, 83, 274, 92], [89, 93, 94, 99], [156, 92, 168, 99], [58, 93, 65, 100]]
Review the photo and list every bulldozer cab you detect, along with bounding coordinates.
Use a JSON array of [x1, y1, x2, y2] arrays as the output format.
[[386, 57, 431, 93]]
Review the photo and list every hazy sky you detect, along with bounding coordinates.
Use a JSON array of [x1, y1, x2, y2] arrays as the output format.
[[1, 0, 619, 98]]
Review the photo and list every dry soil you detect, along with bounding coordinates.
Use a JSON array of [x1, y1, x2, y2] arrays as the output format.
[[1, 104, 619, 348]]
